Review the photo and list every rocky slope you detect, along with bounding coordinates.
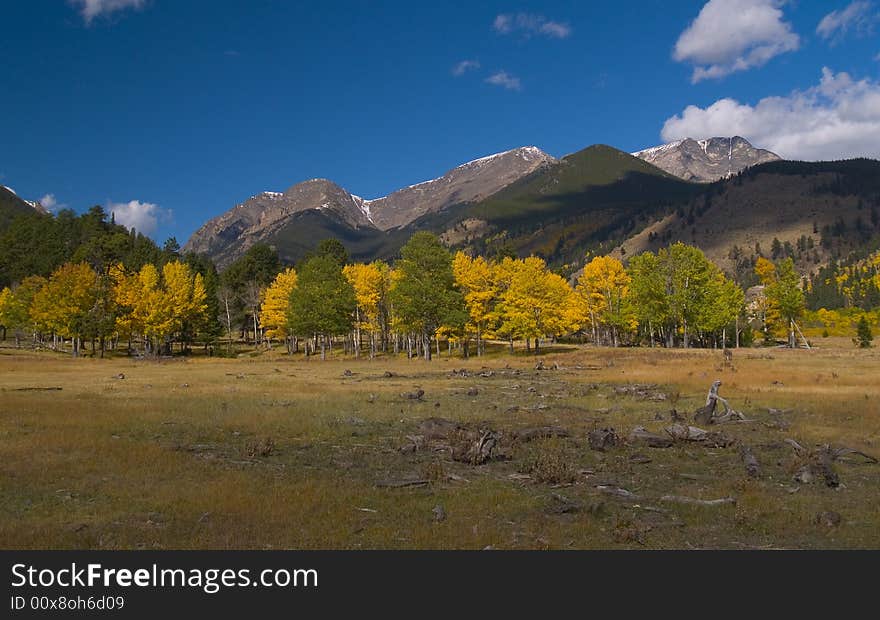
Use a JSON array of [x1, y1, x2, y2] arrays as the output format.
[[632, 136, 780, 183], [183, 179, 374, 267], [183, 146, 554, 266], [364, 146, 554, 230]]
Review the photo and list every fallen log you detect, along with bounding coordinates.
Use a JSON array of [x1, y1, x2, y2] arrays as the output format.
[[628, 426, 674, 448], [665, 423, 707, 442], [660, 495, 736, 507], [514, 426, 571, 442], [9, 386, 63, 391], [375, 479, 430, 488], [596, 485, 642, 501]]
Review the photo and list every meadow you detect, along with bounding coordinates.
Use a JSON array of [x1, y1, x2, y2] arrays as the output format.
[[1, 341, 878, 550]]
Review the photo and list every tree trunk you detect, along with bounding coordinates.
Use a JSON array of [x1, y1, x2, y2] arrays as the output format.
[[354, 307, 361, 359]]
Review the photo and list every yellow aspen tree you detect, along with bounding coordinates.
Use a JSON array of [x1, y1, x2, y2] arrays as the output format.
[[30, 263, 98, 356], [343, 262, 384, 358], [496, 256, 577, 353], [260, 268, 298, 349], [576, 255, 631, 346], [452, 252, 498, 356], [0, 276, 46, 348]]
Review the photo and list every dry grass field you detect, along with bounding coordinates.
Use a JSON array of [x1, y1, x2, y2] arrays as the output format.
[[1, 341, 878, 550]]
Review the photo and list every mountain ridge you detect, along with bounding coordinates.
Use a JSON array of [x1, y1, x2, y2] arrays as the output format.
[[632, 136, 780, 183], [182, 146, 556, 266]]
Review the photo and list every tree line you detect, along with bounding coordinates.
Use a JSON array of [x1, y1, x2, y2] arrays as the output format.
[[0, 207, 835, 357]]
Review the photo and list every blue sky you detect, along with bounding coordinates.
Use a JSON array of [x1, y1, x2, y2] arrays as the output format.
[[2, 1, 880, 244]]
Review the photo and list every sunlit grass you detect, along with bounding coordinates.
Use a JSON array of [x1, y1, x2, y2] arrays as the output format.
[[1, 342, 878, 549]]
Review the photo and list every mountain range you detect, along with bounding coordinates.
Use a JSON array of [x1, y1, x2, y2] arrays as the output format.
[[182, 146, 555, 265], [6, 137, 879, 284], [182, 136, 802, 270]]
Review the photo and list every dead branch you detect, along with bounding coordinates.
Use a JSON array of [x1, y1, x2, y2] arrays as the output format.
[[659, 495, 736, 507], [693, 380, 746, 425], [514, 426, 571, 442], [451, 430, 500, 465], [628, 426, 674, 448], [375, 479, 430, 488]]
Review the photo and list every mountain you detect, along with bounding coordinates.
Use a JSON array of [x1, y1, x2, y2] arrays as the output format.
[[364, 146, 555, 230], [183, 146, 554, 267], [184, 141, 880, 282], [426, 144, 700, 263], [183, 179, 375, 267], [614, 158, 880, 282], [0, 185, 47, 230], [632, 136, 780, 183]]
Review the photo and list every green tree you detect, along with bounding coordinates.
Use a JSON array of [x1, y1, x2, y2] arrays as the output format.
[[221, 243, 282, 343], [659, 243, 714, 348], [627, 252, 669, 346], [314, 238, 349, 267], [390, 232, 465, 360], [765, 258, 806, 348], [288, 255, 355, 359], [855, 315, 873, 348]]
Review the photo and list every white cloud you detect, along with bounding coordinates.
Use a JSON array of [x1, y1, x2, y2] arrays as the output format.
[[660, 68, 880, 161], [817, 1, 876, 42], [452, 59, 480, 77], [492, 13, 571, 39], [673, 0, 799, 83], [485, 71, 522, 91], [69, 0, 146, 25], [39, 194, 67, 212], [108, 200, 171, 236]]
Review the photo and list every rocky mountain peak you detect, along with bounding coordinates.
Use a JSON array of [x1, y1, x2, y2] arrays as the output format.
[[632, 136, 780, 183]]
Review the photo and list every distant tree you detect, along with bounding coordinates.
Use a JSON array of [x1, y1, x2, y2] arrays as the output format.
[[288, 255, 355, 359], [762, 258, 806, 348], [855, 315, 873, 348], [163, 237, 181, 258], [314, 238, 349, 267], [0, 276, 46, 347]]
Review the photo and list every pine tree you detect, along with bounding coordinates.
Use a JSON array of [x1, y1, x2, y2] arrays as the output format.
[[855, 315, 873, 348]]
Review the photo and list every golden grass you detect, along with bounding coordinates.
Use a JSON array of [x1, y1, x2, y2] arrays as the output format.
[[1, 342, 878, 550]]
